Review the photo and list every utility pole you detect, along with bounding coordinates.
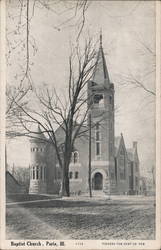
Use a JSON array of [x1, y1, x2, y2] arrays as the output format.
[[88, 112, 92, 197]]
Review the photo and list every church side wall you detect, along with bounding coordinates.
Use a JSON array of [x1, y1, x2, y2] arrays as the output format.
[[69, 136, 89, 194]]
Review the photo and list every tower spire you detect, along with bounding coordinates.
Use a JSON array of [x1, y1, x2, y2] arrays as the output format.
[[92, 30, 110, 85]]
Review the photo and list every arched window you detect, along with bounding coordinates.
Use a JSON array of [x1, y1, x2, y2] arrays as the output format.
[[95, 122, 101, 159], [73, 151, 79, 163], [40, 166, 43, 179], [110, 95, 112, 104], [75, 171, 79, 179], [69, 172, 73, 179], [36, 166, 39, 179], [33, 166, 35, 180]]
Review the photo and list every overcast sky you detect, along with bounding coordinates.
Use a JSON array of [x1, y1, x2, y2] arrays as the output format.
[[7, 0, 156, 176]]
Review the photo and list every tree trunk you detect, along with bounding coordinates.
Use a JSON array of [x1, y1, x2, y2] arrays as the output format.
[[59, 161, 70, 197]]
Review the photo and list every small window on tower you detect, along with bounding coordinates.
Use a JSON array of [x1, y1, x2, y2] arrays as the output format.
[[95, 122, 101, 159], [93, 94, 104, 107], [96, 131, 100, 141], [110, 96, 112, 104], [96, 142, 100, 155]]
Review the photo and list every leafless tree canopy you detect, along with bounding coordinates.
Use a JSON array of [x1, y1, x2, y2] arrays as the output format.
[[11, 39, 98, 196], [7, 0, 90, 86]]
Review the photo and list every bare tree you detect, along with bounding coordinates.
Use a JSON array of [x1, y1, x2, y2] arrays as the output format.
[[12, 39, 98, 197], [7, 0, 90, 86], [6, 83, 31, 138], [11, 165, 30, 191], [117, 37, 155, 96]]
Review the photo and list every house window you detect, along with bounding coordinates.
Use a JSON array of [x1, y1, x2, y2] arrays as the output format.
[[75, 171, 79, 179], [93, 94, 104, 108], [95, 122, 101, 158], [73, 151, 79, 163], [69, 172, 73, 179]]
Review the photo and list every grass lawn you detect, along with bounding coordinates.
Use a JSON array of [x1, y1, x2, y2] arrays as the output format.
[[6, 193, 58, 203], [6, 196, 155, 240]]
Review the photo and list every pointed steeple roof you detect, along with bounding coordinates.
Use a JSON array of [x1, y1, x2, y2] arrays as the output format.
[[30, 124, 47, 142], [93, 31, 110, 86]]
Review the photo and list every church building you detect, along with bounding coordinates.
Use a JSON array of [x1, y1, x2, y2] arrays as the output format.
[[29, 34, 140, 196]]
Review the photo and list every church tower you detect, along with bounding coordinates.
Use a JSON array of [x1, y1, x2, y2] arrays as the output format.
[[29, 125, 47, 194], [88, 32, 116, 194]]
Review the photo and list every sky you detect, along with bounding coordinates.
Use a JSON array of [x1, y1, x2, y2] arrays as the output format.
[[6, 0, 156, 177]]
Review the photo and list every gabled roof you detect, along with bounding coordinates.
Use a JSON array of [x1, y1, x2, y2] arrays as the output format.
[[114, 134, 127, 157], [92, 33, 110, 86], [6, 171, 21, 186]]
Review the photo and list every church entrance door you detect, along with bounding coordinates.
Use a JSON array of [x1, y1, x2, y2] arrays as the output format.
[[93, 172, 103, 190]]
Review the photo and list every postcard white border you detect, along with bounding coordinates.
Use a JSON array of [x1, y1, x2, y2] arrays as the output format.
[[0, 0, 161, 249]]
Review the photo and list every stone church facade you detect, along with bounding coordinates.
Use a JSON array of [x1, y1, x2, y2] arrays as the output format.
[[29, 35, 140, 196]]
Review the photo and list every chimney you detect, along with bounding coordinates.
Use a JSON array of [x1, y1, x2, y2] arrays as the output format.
[[133, 141, 137, 149]]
